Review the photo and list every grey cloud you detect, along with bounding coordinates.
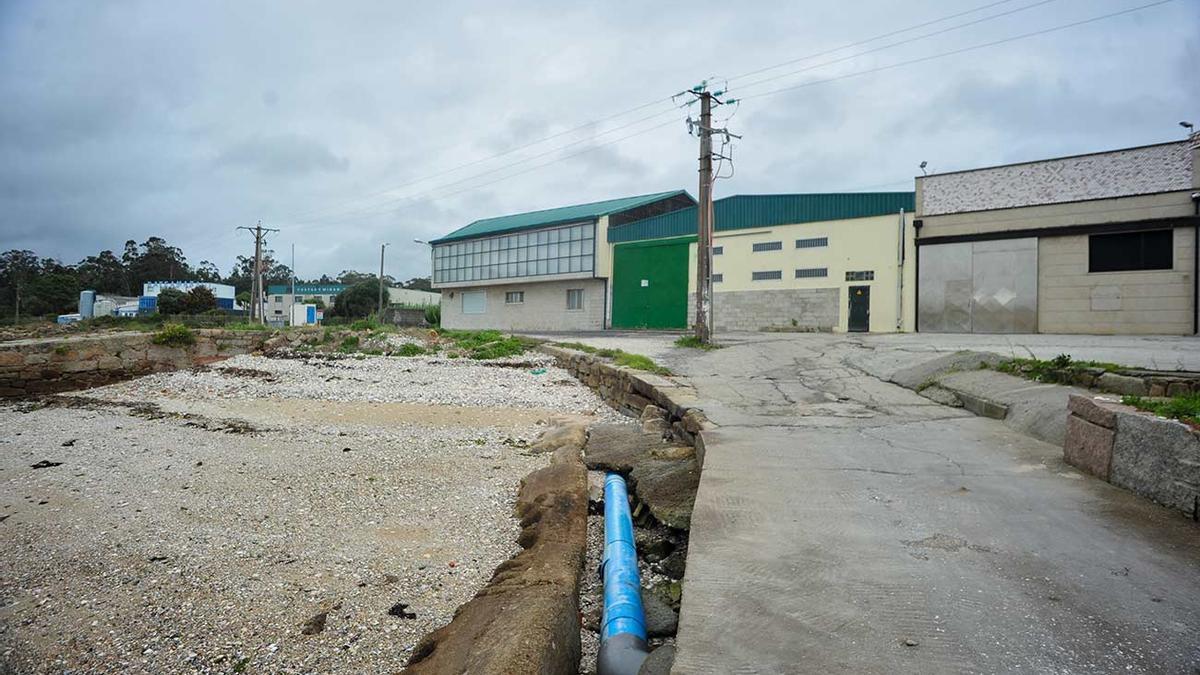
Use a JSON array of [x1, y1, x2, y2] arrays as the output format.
[[216, 134, 349, 176]]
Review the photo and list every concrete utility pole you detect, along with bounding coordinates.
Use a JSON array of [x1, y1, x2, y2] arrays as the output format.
[[687, 83, 740, 344], [236, 221, 280, 325], [695, 91, 713, 344], [378, 242, 389, 317]]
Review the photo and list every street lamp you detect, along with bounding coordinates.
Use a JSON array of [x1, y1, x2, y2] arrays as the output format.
[[378, 242, 389, 316]]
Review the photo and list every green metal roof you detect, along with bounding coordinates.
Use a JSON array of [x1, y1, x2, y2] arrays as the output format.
[[432, 190, 691, 244], [608, 192, 915, 243]]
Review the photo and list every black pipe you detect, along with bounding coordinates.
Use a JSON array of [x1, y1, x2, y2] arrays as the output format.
[[1193, 194, 1199, 335], [913, 219, 923, 333]]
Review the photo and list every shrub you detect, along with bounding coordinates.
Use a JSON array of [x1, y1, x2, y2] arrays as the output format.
[[395, 343, 425, 357], [152, 323, 196, 347], [424, 303, 441, 327], [339, 335, 360, 352], [155, 288, 187, 315], [350, 318, 380, 332]]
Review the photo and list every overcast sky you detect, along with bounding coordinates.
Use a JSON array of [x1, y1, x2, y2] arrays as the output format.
[[2, 0, 1197, 282]]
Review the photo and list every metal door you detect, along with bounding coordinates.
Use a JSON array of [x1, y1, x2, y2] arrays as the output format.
[[848, 285, 870, 332], [612, 237, 690, 329]]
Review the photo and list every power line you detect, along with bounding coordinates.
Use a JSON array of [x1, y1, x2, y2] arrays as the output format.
[[724, 0, 1024, 83], [281, 96, 678, 222], [728, 0, 1061, 96], [277, 0, 1061, 225], [738, 0, 1179, 101]]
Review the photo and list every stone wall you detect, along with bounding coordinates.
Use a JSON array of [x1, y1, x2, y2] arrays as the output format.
[[920, 139, 1195, 216], [540, 345, 714, 465], [0, 329, 271, 397], [1065, 394, 1200, 519], [687, 288, 838, 332]]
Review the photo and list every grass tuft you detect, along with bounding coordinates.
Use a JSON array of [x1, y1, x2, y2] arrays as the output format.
[[1122, 393, 1200, 427]]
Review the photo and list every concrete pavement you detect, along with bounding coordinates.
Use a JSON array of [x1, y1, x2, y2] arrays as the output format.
[[638, 334, 1200, 674]]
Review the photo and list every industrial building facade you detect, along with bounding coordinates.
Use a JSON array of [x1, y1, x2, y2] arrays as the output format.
[[432, 191, 915, 333], [915, 136, 1200, 335]]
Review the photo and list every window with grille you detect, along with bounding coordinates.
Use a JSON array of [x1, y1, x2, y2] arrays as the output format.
[[1089, 230, 1172, 272], [712, 273, 723, 283], [795, 268, 828, 278], [752, 270, 782, 281], [845, 270, 875, 281], [505, 291, 524, 304], [796, 237, 828, 249], [566, 288, 584, 310], [713, 246, 723, 255], [752, 241, 783, 252]]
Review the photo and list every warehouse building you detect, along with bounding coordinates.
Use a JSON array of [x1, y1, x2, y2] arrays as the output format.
[[609, 193, 916, 333], [139, 281, 236, 311], [431, 190, 916, 333], [915, 134, 1200, 334], [431, 190, 695, 330]]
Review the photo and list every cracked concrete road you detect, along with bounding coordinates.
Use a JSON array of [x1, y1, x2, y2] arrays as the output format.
[[652, 333, 1200, 674]]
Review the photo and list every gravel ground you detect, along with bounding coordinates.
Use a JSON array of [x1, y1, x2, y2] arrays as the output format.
[[0, 352, 619, 674]]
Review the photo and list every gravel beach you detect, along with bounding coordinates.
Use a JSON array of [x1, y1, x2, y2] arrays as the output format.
[[0, 352, 618, 674]]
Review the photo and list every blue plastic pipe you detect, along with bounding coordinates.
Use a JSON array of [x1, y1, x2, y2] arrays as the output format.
[[598, 472, 650, 675]]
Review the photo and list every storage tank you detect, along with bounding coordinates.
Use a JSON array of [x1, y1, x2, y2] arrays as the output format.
[[79, 290, 96, 318]]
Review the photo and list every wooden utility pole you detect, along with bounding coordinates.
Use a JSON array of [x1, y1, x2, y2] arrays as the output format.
[[694, 91, 713, 343], [237, 221, 279, 324]]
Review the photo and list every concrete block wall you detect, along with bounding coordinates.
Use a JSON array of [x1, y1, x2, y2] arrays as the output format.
[[1064, 395, 1200, 519], [688, 288, 839, 332], [441, 279, 605, 331], [0, 330, 270, 397]]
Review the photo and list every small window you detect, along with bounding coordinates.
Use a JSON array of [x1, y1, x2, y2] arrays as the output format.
[[752, 241, 783, 252], [795, 268, 828, 278], [712, 246, 724, 255], [274, 295, 283, 303], [752, 270, 782, 281], [712, 273, 724, 283], [1089, 229, 1172, 272], [796, 237, 828, 249], [566, 288, 584, 310], [462, 290, 486, 315], [505, 291, 524, 304], [845, 270, 875, 281], [274, 310, 282, 315]]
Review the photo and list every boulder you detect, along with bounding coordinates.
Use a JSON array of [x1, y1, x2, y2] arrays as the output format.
[[639, 588, 679, 637]]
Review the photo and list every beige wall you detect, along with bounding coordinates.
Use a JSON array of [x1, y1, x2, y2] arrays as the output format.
[[1037, 228, 1195, 335], [683, 213, 916, 332], [440, 278, 605, 331]]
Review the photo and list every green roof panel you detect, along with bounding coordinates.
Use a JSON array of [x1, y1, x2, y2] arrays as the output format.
[[608, 192, 915, 243], [432, 190, 691, 244]]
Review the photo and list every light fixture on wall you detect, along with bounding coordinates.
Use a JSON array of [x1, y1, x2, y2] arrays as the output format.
[[919, 161, 928, 176], [1182, 121, 1194, 135]]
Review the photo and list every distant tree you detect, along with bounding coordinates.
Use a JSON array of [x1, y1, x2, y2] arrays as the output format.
[[337, 270, 375, 286], [76, 250, 129, 295], [124, 237, 190, 293], [156, 288, 187, 315], [182, 286, 218, 314], [402, 277, 433, 292], [235, 291, 251, 307], [303, 296, 326, 309], [1, 250, 50, 318], [227, 254, 293, 295], [328, 279, 381, 318], [194, 260, 222, 283]]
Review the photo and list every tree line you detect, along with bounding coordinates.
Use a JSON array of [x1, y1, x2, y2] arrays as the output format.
[[0, 237, 432, 319]]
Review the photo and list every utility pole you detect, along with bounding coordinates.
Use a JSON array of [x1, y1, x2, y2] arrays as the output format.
[[686, 83, 740, 344], [236, 221, 279, 325], [378, 242, 389, 317]]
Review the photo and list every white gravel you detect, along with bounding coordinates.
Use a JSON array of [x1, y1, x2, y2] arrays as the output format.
[[86, 353, 626, 421], [0, 351, 624, 674]]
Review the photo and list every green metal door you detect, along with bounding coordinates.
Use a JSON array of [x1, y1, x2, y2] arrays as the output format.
[[611, 237, 692, 329]]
